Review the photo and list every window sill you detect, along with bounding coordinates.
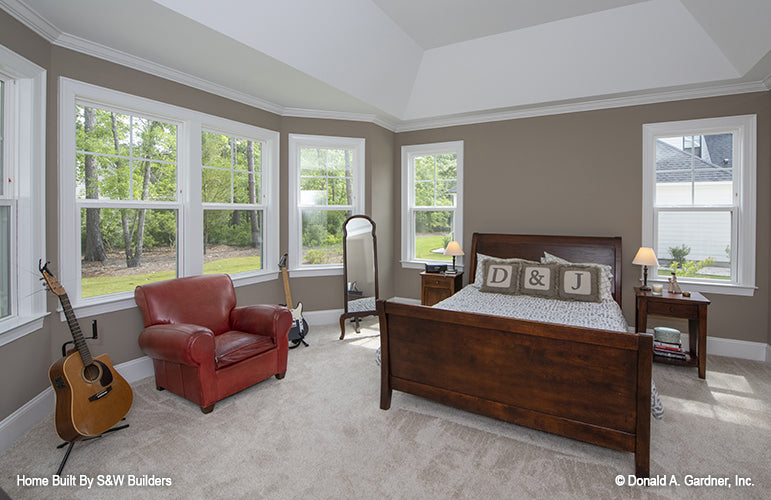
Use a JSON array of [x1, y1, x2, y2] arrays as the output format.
[[648, 279, 756, 297], [289, 267, 343, 278], [0, 314, 48, 347]]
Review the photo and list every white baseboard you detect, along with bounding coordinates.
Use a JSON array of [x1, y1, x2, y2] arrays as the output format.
[[0, 387, 55, 455], [113, 355, 154, 383], [304, 308, 344, 326], [676, 333, 769, 362]]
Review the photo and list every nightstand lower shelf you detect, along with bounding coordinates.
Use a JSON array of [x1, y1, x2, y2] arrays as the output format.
[[653, 351, 697, 367]]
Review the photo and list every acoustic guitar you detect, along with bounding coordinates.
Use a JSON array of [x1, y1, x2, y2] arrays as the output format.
[[278, 253, 309, 348], [39, 261, 133, 443]]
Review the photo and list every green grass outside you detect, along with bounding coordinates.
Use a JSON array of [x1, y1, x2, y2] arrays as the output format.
[[81, 256, 261, 298], [656, 269, 729, 281], [416, 235, 452, 261]]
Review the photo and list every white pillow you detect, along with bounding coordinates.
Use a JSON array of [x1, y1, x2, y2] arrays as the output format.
[[541, 251, 614, 301]]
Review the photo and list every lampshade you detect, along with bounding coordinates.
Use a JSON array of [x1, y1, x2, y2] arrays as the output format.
[[632, 247, 659, 267], [444, 241, 464, 257]]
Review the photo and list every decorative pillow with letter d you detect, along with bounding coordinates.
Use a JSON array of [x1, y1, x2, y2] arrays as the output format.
[[480, 260, 521, 295]]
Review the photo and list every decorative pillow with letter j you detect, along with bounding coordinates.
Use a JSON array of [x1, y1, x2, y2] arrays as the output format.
[[480, 260, 521, 295], [519, 263, 559, 299], [558, 264, 602, 302]]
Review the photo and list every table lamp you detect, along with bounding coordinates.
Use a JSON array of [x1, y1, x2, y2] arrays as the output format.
[[444, 241, 464, 274], [632, 247, 659, 291]]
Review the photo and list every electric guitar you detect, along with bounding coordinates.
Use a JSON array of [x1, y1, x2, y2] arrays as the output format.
[[278, 253, 309, 348], [39, 261, 133, 442]]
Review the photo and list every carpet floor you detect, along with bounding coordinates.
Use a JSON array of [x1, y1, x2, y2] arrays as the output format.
[[0, 319, 769, 499]]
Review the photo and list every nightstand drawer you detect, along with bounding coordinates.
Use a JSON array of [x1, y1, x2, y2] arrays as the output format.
[[646, 300, 698, 319], [422, 275, 448, 288]]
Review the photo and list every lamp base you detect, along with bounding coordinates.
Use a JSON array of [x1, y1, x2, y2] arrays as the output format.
[[639, 285, 651, 291]]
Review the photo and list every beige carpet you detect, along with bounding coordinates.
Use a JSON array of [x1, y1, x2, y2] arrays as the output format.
[[1, 319, 769, 499]]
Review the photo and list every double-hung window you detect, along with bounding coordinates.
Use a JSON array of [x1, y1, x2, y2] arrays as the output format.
[[74, 104, 180, 300], [0, 46, 46, 343], [288, 134, 364, 275], [201, 129, 273, 276], [60, 78, 279, 316], [642, 115, 756, 295], [401, 141, 463, 268]]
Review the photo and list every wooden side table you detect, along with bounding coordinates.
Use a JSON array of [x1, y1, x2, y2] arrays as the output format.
[[421, 272, 463, 306], [634, 287, 710, 379]]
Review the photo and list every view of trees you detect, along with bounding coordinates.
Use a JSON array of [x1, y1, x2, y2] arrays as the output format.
[[77, 107, 265, 297], [413, 153, 457, 259], [77, 105, 178, 269], [299, 147, 354, 265], [201, 131, 263, 262]]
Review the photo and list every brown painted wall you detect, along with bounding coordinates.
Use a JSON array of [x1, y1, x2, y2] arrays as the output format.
[[393, 93, 770, 347]]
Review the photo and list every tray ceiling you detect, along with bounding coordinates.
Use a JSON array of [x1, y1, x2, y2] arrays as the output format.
[[5, 0, 771, 129]]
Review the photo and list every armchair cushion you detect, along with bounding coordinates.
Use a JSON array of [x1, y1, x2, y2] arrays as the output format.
[[214, 331, 275, 369]]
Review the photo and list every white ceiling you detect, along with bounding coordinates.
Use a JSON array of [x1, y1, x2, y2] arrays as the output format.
[[4, 0, 771, 130]]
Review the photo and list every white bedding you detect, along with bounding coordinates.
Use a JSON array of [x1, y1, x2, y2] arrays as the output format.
[[432, 285, 664, 419]]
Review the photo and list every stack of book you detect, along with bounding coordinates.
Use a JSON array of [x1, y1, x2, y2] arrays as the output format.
[[653, 340, 687, 360]]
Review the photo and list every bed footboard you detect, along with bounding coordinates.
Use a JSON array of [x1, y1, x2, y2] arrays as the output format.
[[378, 299, 652, 477]]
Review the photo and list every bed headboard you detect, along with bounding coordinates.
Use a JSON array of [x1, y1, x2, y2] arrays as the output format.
[[469, 233, 623, 305]]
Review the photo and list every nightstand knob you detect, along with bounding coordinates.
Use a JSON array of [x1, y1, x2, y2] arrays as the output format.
[[669, 306, 675, 313]]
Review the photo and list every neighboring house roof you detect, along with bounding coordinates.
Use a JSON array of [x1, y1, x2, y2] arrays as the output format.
[[702, 134, 732, 168], [656, 136, 732, 183]]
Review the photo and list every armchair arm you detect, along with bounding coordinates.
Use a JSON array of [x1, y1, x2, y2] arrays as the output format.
[[231, 304, 292, 341], [138, 323, 215, 366]]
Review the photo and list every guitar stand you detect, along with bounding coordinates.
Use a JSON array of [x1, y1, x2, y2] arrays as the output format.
[[55, 421, 129, 476], [289, 332, 309, 349]]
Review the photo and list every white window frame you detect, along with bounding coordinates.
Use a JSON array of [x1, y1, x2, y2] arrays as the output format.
[[59, 78, 280, 318], [401, 141, 464, 269], [0, 45, 46, 345], [199, 123, 279, 279], [642, 115, 756, 296], [288, 134, 365, 277]]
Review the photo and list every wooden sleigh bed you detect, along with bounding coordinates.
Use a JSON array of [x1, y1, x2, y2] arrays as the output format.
[[377, 233, 652, 477]]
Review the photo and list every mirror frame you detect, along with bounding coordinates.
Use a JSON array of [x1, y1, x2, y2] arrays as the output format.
[[339, 215, 379, 340]]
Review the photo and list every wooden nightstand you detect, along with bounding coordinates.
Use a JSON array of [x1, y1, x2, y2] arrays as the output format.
[[421, 272, 463, 306], [635, 287, 710, 379]]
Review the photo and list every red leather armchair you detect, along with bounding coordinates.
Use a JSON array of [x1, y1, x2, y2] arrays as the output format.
[[134, 274, 291, 413]]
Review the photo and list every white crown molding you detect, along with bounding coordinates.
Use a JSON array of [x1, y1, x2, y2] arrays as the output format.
[[282, 106, 398, 131], [763, 71, 771, 90], [394, 80, 770, 132], [0, 0, 60, 42], [54, 32, 286, 116]]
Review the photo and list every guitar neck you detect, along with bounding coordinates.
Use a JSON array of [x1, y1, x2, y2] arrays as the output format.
[[58, 293, 93, 366], [280, 268, 294, 310]]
